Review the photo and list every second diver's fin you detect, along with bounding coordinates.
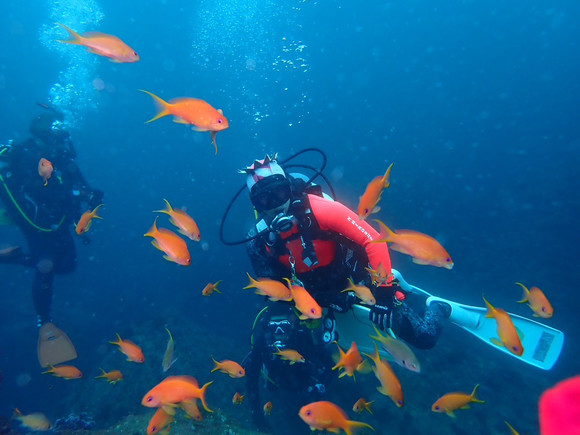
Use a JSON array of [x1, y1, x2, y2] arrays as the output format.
[[37, 323, 77, 367]]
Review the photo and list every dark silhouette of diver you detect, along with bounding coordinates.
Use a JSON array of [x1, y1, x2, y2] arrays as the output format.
[[0, 106, 104, 366]]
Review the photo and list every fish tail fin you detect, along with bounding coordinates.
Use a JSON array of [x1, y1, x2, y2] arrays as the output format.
[[362, 343, 380, 365], [139, 89, 171, 123], [381, 162, 394, 188], [346, 420, 376, 435], [514, 282, 530, 303], [165, 327, 173, 341], [95, 368, 106, 379], [56, 23, 83, 44], [470, 384, 485, 403], [108, 333, 122, 346], [41, 364, 54, 375], [91, 204, 105, 219], [144, 217, 159, 238], [372, 219, 395, 243], [482, 295, 495, 318], [214, 280, 223, 293], [243, 272, 257, 289], [199, 381, 214, 413], [154, 198, 173, 215]]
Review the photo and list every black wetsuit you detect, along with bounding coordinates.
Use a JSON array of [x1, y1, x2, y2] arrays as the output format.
[[0, 136, 102, 325]]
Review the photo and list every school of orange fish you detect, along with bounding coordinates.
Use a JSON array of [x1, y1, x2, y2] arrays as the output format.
[[16, 22, 569, 435]]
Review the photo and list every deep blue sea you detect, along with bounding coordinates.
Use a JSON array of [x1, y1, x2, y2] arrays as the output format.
[[1, 1, 579, 434]]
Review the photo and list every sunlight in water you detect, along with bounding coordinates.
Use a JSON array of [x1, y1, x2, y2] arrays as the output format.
[[39, 0, 104, 129]]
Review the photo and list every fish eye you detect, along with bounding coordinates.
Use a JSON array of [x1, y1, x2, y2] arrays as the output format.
[[435, 406, 440, 410], [151, 426, 157, 433], [133, 51, 138, 56], [542, 307, 547, 312], [446, 258, 452, 262], [512, 346, 520, 351], [217, 119, 223, 124], [397, 400, 403, 405], [306, 410, 312, 416], [146, 396, 153, 402]]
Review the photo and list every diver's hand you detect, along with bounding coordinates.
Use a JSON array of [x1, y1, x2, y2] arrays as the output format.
[[367, 286, 395, 331]]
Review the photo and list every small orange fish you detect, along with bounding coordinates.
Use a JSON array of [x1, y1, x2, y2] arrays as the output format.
[[232, 392, 245, 405], [211, 358, 245, 378], [13, 409, 51, 431], [75, 204, 104, 235], [180, 399, 202, 421], [273, 346, 305, 364], [370, 325, 421, 373], [364, 344, 404, 408], [147, 407, 174, 434], [95, 368, 123, 384], [243, 273, 292, 301], [154, 199, 201, 241], [299, 401, 374, 433], [142, 375, 213, 413], [342, 277, 376, 305], [263, 401, 273, 416], [41, 364, 82, 380], [144, 217, 191, 266], [357, 163, 394, 219], [365, 262, 391, 286], [38, 158, 53, 186], [162, 328, 176, 373], [432, 384, 485, 418], [352, 398, 374, 415], [284, 278, 322, 320], [202, 281, 222, 297], [139, 89, 229, 155], [109, 333, 145, 363], [56, 23, 139, 63], [515, 282, 553, 318], [332, 341, 365, 379], [373, 220, 454, 269], [483, 296, 524, 356]]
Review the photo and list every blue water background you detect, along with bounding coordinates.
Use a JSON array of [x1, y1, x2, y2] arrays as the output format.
[[0, 0, 579, 433]]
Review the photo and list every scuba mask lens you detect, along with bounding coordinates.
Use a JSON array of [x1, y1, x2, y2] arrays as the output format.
[[250, 175, 291, 212]]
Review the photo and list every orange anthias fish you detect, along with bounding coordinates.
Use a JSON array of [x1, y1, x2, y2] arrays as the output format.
[[243, 273, 292, 301], [109, 333, 145, 363], [365, 262, 391, 286], [539, 375, 580, 435], [342, 277, 376, 305], [142, 375, 213, 413], [370, 325, 421, 373], [95, 368, 123, 384], [515, 282, 553, 318], [373, 220, 454, 269], [273, 346, 305, 365], [332, 342, 365, 379], [154, 199, 201, 241], [139, 89, 229, 155], [284, 278, 322, 320], [211, 358, 245, 378], [56, 23, 139, 63], [147, 407, 174, 435], [364, 344, 404, 408], [75, 204, 104, 235], [41, 364, 82, 380], [357, 163, 394, 219], [432, 384, 485, 418], [483, 296, 524, 356], [232, 392, 245, 405], [352, 398, 374, 415], [38, 158, 53, 186], [263, 401, 273, 416], [144, 217, 191, 266], [13, 409, 51, 431], [180, 399, 202, 421], [202, 281, 222, 297], [299, 401, 374, 434]]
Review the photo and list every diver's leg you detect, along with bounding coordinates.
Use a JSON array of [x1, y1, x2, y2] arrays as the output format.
[[391, 300, 450, 349], [32, 268, 54, 327]]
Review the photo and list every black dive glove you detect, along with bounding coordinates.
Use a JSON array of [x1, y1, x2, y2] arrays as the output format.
[[367, 286, 395, 331]]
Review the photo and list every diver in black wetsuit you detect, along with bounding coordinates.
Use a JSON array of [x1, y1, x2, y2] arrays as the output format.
[[233, 153, 451, 431], [0, 107, 103, 365]]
